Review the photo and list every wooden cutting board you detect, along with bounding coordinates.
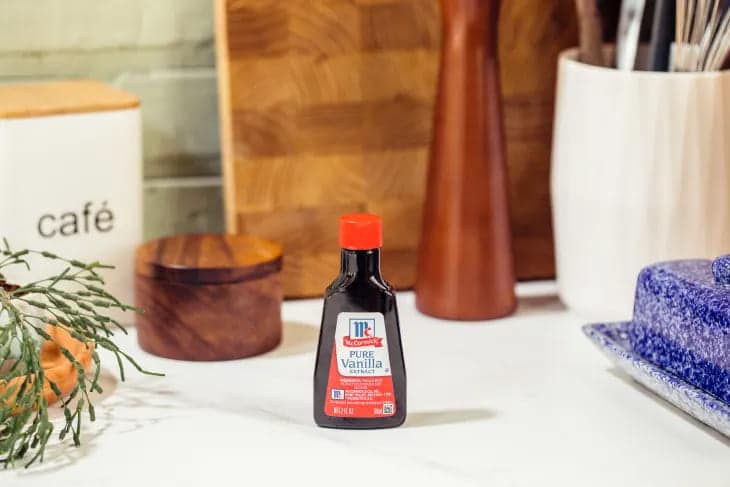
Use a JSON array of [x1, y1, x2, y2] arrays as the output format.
[[215, 0, 577, 297]]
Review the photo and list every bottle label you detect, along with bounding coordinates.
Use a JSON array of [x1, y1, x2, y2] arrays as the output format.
[[324, 312, 396, 418]]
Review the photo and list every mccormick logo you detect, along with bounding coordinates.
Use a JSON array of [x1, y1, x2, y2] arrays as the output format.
[[343, 319, 383, 347], [350, 319, 374, 338]]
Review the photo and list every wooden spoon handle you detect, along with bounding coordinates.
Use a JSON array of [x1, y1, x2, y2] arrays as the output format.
[[575, 0, 605, 65]]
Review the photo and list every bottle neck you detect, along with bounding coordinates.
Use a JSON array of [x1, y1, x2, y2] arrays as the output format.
[[340, 248, 382, 280]]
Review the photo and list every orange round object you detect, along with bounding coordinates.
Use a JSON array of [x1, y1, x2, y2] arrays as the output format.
[[339, 213, 383, 250], [40, 325, 94, 403], [0, 325, 93, 409]]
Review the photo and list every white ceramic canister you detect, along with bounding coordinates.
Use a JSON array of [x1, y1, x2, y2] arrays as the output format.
[[0, 81, 142, 323], [551, 48, 730, 320]]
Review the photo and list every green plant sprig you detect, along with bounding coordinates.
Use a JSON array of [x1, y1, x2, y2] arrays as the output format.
[[0, 238, 162, 468]]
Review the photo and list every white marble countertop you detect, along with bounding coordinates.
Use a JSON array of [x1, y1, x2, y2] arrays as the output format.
[[6, 282, 729, 486]]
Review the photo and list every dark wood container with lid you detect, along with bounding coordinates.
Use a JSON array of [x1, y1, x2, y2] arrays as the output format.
[[134, 234, 283, 361]]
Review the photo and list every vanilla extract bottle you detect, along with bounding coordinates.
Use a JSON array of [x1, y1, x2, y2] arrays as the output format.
[[313, 213, 407, 429]]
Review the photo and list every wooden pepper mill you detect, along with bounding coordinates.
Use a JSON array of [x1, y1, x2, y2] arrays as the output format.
[[415, 0, 516, 320]]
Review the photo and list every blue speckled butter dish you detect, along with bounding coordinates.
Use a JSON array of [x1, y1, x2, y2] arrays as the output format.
[[584, 321, 730, 437], [629, 257, 730, 403]]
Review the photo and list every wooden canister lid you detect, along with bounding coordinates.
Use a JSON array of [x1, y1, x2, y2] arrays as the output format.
[[135, 234, 283, 285], [0, 80, 140, 119]]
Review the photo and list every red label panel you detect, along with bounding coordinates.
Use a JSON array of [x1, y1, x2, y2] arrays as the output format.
[[324, 347, 396, 418]]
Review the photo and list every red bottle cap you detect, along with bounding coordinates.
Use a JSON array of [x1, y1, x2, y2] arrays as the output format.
[[339, 213, 382, 250]]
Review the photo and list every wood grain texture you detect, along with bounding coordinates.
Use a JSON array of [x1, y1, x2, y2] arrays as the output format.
[[499, 0, 577, 281], [134, 234, 282, 360], [0, 80, 139, 119], [136, 233, 282, 284], [216, 0, 577, 297], [416, 0, 516, 320]]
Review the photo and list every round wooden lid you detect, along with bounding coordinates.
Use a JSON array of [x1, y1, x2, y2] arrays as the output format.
[[0, 80, 140, 119], [135, 234, 283, 285]]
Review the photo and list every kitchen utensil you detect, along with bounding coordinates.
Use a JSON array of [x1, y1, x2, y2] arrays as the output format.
[[416, 0, 516, 320], [672, 0, 730, 71], [575, 0, 606, 65], [647, 0, 676, 70], [616, 0, 647, 69]]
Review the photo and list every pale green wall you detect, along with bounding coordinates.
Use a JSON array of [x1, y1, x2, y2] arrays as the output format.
[[0, 0, 224, 240]]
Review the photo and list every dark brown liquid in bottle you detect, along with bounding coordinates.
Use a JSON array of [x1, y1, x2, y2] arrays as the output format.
[[313, 249, 407, 429]]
